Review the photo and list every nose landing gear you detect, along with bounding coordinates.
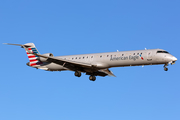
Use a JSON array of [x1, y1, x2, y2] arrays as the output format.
[[164, 63, 168, 71]]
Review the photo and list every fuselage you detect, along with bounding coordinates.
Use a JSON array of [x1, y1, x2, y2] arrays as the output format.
[[5, 43, 178, 81], [43, 49, 177, 71]]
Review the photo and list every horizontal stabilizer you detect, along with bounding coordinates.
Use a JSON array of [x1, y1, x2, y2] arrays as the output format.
[[3, 43, 32, 47]]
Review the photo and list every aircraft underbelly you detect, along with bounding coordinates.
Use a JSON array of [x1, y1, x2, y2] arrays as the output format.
[[43, 63, 67, 71]]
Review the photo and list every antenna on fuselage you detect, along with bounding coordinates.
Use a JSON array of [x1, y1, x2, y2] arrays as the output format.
[[145, 48, 147, 50], [117, 50, 119, 52]]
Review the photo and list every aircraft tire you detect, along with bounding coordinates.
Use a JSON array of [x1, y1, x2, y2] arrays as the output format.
[[89, 75, 96, 81], [75, 71, 81, 77], [164, 67, 168, 71]]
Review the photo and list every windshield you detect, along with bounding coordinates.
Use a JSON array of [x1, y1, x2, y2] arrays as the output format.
[[157, 51, 169, 54]]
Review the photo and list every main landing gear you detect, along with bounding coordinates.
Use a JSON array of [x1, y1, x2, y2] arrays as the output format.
[[164, 63, 168, 71], [74, 71, 81, 77], [74, 71, 96, 81], [89, 75, 96, 81]]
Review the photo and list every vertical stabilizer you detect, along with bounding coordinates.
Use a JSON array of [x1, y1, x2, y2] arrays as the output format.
[[24, 43, 43, 67]]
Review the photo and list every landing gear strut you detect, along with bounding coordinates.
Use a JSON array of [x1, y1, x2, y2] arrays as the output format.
[[164, 63, 168, 71], [89, 75, 96, 81], [74, 71, 81, 77]]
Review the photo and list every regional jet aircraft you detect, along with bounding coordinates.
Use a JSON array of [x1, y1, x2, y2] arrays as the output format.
[[4, 43, 177, 81]]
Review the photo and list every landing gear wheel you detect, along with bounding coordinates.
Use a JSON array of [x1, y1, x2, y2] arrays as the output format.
[[164, 63, 168, 71], [75, 71, 81, 77], [164, 67, 168, 71], [89, 75, 96, 81]]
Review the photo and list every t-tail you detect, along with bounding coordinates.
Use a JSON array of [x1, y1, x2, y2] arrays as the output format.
[[4, 43, 43, 67], [23, 43, 43, 67]]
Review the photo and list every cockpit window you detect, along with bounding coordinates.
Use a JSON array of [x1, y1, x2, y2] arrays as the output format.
[[157, 51, 169, 54]]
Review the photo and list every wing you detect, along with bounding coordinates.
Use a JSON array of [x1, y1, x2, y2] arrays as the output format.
[[24, 46, 116, 76], [38, 53, 93, 71], [37, 54, 116, 77]]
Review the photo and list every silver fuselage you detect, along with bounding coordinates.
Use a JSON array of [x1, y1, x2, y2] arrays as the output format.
[[42, 49, 177, 71]]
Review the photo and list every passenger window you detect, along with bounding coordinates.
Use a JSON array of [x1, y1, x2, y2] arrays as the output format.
[[79, 57, 81, 59], [83, 57, 85, 59], [107, 55, 109, 57], [76, 57, 77, 59], [91, 56, 93, 58], [137, 53, 139, 55], [122, 54, 124, 56], [100, 55, 102, 58], [133, 53, 135, 55]]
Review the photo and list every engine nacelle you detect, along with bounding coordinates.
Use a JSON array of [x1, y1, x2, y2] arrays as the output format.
[[38, 53, 54, 62]]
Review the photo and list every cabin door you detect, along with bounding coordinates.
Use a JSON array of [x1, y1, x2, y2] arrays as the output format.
[[147, 51, 152, 61]]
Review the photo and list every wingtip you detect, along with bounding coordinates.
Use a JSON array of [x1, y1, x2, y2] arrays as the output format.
[[108, 74, 116, 77], [111, 74, 116, 77], [3, 43, 23, 46]]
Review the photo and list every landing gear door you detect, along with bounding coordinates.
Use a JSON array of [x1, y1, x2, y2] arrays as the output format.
[[147, 51, 152, 61]]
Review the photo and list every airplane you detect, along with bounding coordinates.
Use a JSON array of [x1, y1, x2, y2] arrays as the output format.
[[4, 43, 177, 81]]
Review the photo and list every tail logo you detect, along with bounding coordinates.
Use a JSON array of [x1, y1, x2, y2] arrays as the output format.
[[26, 47, 43, 66]]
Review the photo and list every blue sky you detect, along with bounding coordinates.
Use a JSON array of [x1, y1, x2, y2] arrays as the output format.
[[1, 0, 180, 120]]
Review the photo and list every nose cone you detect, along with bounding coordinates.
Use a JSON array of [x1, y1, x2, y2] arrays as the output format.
[[172, 56, 177, 61]]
